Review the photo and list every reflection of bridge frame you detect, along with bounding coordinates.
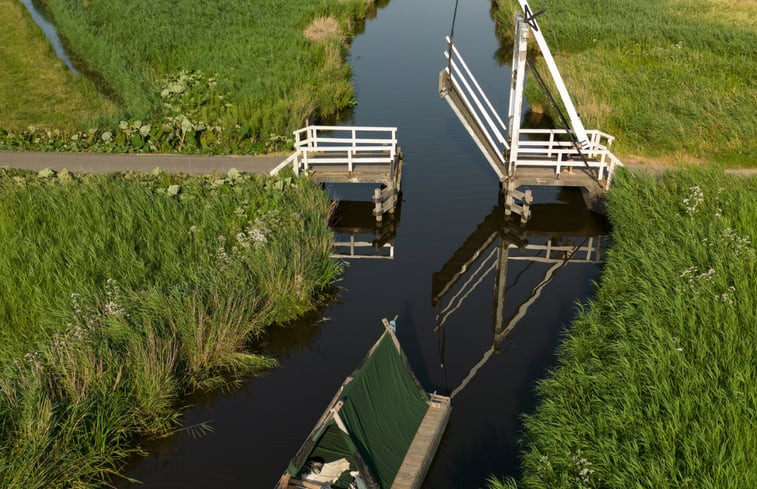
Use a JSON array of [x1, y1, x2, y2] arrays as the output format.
[[330, 200, 401, 260], [431, 192, 607, 398]]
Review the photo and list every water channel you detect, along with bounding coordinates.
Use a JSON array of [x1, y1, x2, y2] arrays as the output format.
[[117, 1, 609, 487], [19, 0, 80, 74]]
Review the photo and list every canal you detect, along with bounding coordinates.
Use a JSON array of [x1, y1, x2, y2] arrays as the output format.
[[120, 0, 609, 487]]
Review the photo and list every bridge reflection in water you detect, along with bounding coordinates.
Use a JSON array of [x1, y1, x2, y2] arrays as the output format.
[[431, 187, 609, 399], [329, 199, 402, 260]]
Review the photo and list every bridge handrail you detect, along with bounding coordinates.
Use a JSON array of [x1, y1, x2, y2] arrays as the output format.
[[518, 128, 615, 150], [298, 138, 396, 146], [443, 43, 508, 164], [445, 37, 509, 146], [285, 124, 400, 174], [300, 145, 396, 153], [511, 127, 623, 188], [294, 125, 397, 134], [295, 126, 397, 149]]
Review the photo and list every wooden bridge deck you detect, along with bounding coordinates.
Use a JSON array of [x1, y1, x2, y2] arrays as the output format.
[[304, 157, 399, 185], [391, 394, 451, 489], [510, 166, 604, 188]]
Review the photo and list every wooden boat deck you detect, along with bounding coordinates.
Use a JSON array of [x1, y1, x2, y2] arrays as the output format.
[[391, 394, 451, 489]]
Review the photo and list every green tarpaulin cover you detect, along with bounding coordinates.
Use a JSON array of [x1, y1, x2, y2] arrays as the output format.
[[290, 332, 430, 488]]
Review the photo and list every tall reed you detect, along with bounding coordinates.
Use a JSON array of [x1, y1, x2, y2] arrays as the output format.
[[0, 167, 342, 488], [490, 167, 756, 488]]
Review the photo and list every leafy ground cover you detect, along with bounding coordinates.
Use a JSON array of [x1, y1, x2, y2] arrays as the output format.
[[491, 167, 756, 488], [1, 0, 377, 154], [493, 0, 757, 166], [0, 167, 342, 488]]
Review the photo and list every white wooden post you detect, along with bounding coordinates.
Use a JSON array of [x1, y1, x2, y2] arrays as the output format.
[[548, 130, 554, 158], [508, 16, 529, 175]]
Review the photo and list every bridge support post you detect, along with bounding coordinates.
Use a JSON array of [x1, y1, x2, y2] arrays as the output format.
[[507, 15, 529, 175], [373, 184, 399, 223], [503, 180, 533, 224]]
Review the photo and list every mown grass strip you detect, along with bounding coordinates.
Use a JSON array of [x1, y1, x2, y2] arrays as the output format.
[[493, 0, 757, 166], [0, 0, 114, 130], [491, 167, 756, 488], [0, 167, 342, 487]]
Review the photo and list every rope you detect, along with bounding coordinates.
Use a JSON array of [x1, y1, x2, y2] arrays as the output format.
[[447, 0, 461, 74], [525, 58, 590, 170]]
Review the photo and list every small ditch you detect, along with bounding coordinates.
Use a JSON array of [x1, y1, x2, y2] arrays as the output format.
[[19, 0, 79, 75]]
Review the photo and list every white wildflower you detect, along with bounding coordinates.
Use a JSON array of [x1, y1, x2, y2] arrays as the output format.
[[683, 185, 704, 216]]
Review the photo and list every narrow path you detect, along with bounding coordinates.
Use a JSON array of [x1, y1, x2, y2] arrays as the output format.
[[0, 151, 286, 175]]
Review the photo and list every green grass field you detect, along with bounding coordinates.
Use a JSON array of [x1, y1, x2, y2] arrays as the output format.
[[490, 168, 756, 488], [493, 0, 757, 166], [0, 168, 341, 488], [0, 0, 114, 130], [2, 0, 376, 153]]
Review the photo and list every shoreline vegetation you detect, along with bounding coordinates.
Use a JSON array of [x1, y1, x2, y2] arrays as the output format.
[[0, 167, 342, 488], [492, 0, 757, 167], [1, 0, 380, 155], [491, 167, 756, 488], [489, 2, 756, 487], [0, 2, 374, 487]]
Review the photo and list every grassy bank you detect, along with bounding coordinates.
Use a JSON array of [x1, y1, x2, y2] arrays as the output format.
[[0, 0, 114, 130], [491, 167, 755, 488], [0, 167, 342, 488], [1, 0, 378, 154], [493, 0, 757, 166]]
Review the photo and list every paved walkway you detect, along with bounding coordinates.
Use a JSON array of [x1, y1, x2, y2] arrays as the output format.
[[0, 151, 287, 175], [3, 151, 753, 178]]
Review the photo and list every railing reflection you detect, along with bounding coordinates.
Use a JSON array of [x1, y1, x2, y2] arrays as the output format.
[[329, 199, 402, 260], [431, 188, 609, 398]]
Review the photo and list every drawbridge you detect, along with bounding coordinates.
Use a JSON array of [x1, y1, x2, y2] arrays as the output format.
[[440, 0, 623, 219]]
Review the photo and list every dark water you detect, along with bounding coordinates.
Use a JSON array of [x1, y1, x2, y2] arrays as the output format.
[[19, 0, 79, 75], [121, 1, 608, 488]]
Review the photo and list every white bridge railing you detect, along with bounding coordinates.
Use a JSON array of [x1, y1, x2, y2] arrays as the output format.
[[514, 129, 624, 188], [443, 37, 509, 167], [284, 125, 398, 176]]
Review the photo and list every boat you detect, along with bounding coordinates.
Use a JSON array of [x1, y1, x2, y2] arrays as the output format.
[[275, 318, 451, 489]]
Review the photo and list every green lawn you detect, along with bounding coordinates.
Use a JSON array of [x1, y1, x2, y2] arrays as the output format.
[[0, 0, 114, 130]]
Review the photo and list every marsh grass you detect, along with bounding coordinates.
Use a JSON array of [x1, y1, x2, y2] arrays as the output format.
[[490, 167, 756, 488], [494, 0, 757, 165], [1, 0, 375, 154], [0, 167, 341, 487]]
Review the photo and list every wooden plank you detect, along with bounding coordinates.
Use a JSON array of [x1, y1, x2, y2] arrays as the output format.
[[391, 395, 451, 489], [298, 124, 397, 132]]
